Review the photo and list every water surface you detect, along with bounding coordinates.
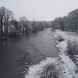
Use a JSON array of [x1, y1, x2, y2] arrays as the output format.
[[0, 28, 58, 78]]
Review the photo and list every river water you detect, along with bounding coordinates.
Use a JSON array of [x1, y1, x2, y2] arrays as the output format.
[[0, 28, 58, 78]]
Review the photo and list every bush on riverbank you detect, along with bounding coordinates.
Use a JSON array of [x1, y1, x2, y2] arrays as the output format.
[[67, 39, 78, 69]]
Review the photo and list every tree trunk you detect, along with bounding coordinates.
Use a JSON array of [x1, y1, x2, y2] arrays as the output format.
[[0, 17, 3, 36]]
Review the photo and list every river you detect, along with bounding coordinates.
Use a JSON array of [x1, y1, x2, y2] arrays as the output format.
[[0, 28, 58, 78]]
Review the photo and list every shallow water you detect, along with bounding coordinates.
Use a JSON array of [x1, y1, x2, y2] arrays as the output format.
[[0, 28, 58, 78]]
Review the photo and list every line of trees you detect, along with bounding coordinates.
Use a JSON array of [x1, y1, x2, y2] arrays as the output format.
[[0, 7, 52, 39], [51, 9, 78, 32], [1, 6, 77, 39]]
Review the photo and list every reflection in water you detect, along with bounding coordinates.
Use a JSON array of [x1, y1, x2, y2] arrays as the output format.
[[0, 40, 9, 78], [0, 39, 32, 78], [0, 40, 8, 48], [16, 51, 32, 78]]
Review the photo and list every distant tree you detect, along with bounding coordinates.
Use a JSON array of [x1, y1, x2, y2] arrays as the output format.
[[19, 16, 29, 33], [9, 19, 24, 36], [52, 8, 78, 32], [67, 9, 78, 32], [52, 17, 65, 30], [0, 6, 13, 36]]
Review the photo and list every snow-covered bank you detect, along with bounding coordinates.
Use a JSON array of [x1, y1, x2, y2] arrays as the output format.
[[54, 29, 78, 58], [56, 39, 77, 78], [25, 57, 60, 78], [54, 29, 78, 43], [54, 29, 78, 78]]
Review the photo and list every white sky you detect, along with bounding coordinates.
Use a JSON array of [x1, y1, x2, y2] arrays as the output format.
[[0, 0, 78, 21]]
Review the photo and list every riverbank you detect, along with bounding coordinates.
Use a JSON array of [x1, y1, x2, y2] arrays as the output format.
[[54, 29, 78, 78]]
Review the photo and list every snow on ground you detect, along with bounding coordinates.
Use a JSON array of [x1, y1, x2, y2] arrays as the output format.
[[54, 29, 78, 43], [54, 29, 78, 78], [56, 39, 77, 78], [25, 57, 60, 78]]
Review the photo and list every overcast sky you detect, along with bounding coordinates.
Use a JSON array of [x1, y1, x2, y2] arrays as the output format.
[[0, 0, 78, 21]]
